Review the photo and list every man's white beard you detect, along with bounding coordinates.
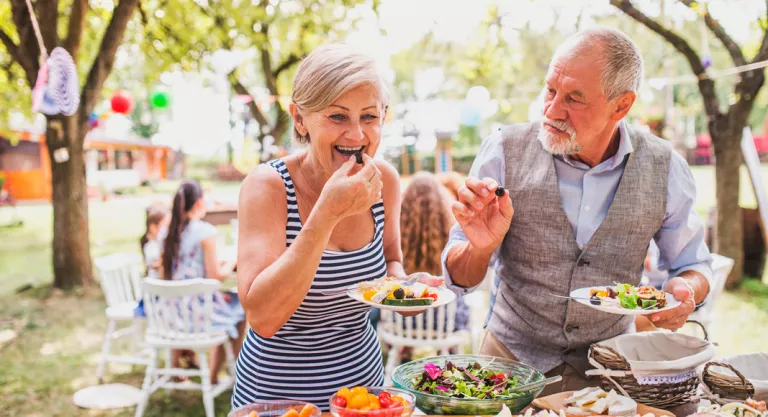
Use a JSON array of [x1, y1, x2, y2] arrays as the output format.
[[537, 118, 581, 155]]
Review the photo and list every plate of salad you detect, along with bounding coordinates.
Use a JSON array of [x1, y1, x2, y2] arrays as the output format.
[[569, 283, 681, 316]]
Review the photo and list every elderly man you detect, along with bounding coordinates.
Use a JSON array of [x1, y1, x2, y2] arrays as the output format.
[[442, 27, 712, 394]]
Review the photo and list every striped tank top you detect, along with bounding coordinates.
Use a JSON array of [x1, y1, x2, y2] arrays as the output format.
[[232, 159, 386, 411]]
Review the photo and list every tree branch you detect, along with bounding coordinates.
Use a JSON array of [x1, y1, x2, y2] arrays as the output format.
[[680, 0, 746, 66], [230, 75, 271, 131], [36, 0, 60, 55], [80, 0, 139, 121], [754, 1, 768, 63], [0, 29, 22, 66], [10, 0, 40, 85], [258, 23, 279, 96], [273, 53, 300, 78], [63, 0, 88, 60], [610, 0, 722, 118], [137, 0, 149, 25]]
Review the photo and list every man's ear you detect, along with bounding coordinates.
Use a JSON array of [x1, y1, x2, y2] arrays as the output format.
[[289, 103, 307, 137], [611, 91, 636, 121]]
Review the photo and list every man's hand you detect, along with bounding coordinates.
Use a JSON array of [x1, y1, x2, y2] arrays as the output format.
[[452, 177, 514, 252], [650, 277, 696, 330]]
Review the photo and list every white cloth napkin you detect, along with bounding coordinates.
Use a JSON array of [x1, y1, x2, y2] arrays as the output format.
[[706, 353, 768, 401], [589, 332, 716, 385]]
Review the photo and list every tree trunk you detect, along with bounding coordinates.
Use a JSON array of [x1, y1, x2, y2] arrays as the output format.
[[46, 115, 93, 290], [711, 126, 744, 289]]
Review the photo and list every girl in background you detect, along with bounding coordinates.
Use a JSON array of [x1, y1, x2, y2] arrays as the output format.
[[162, 179, 245, 384], [399, 172, 469, 360], [140, 204, 170, 278]]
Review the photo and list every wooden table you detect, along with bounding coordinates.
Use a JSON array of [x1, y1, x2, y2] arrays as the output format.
[[204, 205, 237, 226]]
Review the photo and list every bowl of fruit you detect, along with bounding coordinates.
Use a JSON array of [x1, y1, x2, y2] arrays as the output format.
[[329, 386, 416, 417], [228, 400, 321, 417]]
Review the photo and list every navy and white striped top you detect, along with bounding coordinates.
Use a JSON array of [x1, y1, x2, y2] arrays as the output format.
[[232, 159, 386, 411]]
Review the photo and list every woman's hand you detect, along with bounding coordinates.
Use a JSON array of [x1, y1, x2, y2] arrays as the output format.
[[316, 154, 383, 222]]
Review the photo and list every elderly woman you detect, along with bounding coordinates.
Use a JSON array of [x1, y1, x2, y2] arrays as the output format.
[[233, 44, 409, 409]]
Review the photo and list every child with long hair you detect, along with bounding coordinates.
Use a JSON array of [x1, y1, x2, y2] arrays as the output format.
[[141, 204, 170, 278], [398, 172, 469, 358], [162, 179, 245, 384]]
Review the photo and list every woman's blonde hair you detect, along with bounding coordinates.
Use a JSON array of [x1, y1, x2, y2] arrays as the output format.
[[291, 43, 390, 143], [400, 172, 452, 276]]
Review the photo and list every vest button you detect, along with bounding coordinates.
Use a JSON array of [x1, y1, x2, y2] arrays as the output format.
[[565, 325, 574, 333]]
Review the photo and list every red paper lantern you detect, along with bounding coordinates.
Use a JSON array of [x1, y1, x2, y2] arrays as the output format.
[[110, 90, 134, 114]]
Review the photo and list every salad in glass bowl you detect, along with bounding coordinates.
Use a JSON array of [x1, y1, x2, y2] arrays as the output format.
[[391, 354, 546, 415]]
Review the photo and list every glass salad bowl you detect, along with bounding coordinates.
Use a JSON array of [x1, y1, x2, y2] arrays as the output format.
[[390, 354, 547, 415]]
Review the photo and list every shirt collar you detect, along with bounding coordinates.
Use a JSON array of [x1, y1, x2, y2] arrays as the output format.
[[558, 121, 633, 172]]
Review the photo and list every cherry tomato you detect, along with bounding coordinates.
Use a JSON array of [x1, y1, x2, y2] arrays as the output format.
[[333, 396, 348, 408], [390, 396, 407, 406], [367, 394, 380, 409], [386, 404, 404, 417], [377, 391, 391, 401], [425, 292, 438, 302], [348, 393, 370, 410], [337, 387, 352, 401], [378, 397, 393, 409]]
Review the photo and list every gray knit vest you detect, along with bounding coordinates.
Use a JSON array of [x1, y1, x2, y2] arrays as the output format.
[[486, 122, 671, 374]]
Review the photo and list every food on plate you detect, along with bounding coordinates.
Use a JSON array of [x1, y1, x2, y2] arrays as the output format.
[[331, 386, 409, 416], [494, 403, 658, 417], [695, 398, 768, 417], [358, 278, 439, 307], [411, 360, 524, 399], [562, 387, 637, 416], [589, 284, 667, 310]]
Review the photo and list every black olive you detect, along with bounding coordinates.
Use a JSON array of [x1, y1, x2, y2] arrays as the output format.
[[405, 293, 415, 298], [590, 295, 602, 305], [495, 187, 505, 197], [355, 153, 364, 164], [393, 288, 405, 299]]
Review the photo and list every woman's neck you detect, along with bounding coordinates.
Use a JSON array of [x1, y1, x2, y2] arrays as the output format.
[[297, 152, 332, 199]]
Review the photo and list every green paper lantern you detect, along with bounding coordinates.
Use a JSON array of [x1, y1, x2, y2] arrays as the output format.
[[149, 89, 172, 109]]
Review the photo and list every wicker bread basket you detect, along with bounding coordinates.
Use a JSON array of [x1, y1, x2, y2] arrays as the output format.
[[588, 343, 699, 408], [701, 361, 757, 403]]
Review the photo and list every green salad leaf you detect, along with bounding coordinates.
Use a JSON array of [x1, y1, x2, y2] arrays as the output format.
[[412, 361, 524, 400]]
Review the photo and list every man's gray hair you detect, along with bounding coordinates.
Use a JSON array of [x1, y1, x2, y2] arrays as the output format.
[[558, 27, 644, 101]]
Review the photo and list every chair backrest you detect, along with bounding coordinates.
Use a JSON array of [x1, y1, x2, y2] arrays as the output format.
[[141, 278, 222, 339], [94, 253, 145, 307], [379, 301, 458, 341]]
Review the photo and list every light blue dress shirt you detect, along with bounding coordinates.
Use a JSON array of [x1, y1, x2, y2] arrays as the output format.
[[441, 122, 713, 294]]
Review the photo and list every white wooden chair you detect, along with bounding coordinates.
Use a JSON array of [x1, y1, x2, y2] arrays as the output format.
[[687, 253, 735, 338], [377, 301, 469, 385], [134, 278, 236, 417], [94, 253, 150, 382]]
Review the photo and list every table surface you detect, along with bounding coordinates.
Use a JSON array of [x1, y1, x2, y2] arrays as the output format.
[[316, 401, 699, 416]]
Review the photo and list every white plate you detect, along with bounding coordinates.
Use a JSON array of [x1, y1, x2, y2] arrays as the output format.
[[569, 286, 681, 316], [348, 284, 457, 312]]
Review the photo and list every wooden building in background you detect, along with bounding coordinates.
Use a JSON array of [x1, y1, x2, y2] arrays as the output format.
[[0, 130, 173, 201]]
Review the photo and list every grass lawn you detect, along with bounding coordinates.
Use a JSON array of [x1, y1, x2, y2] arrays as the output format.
[[1, 166, 767, 416]]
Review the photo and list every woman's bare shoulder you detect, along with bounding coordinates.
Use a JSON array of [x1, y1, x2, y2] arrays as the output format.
[[239, 163, 287, 211]]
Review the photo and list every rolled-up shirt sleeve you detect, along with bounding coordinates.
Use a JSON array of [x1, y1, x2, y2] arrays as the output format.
[[655, 151, 714, 295], [441, 132, 507, 295]]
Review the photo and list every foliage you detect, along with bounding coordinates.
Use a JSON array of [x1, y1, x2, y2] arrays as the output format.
[[140, 0, 379, 147]]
